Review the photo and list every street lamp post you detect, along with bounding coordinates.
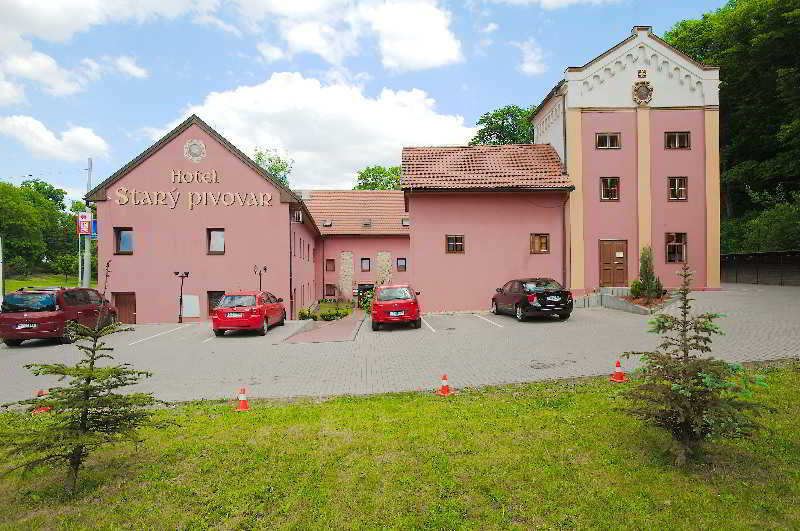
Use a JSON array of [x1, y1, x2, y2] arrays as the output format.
[[174, 271, 189, 323], [254, 265, 268, 291]]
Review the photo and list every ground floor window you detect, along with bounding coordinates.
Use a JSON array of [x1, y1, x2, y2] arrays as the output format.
[[207, 291, 224, 314], [446, 235, 464, 253], [325, 284, 336, 297], [666, 233, 687, 263], [530, 233, 550, 254], [397, 257, 407, 272], [114, 227, 134, 254]]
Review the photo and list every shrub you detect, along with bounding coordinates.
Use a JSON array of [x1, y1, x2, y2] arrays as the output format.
[[359, 289, 374, 311], [621, 264, 766, 464], [297, 308, 311, 320], [319, 311, 337, 321], [630, 279, 643, 298], [637, 246, 663, 301]]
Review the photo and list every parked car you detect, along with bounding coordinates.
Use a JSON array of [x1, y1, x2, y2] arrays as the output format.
[[0, 287, 118, 347], [491, 278, 573, 321], [211, 291, 285, 336], [371, 284, 422, 330]]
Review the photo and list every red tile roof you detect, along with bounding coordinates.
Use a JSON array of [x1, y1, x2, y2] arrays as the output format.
[[401, 144, 572, 191], [302, 190, 409, 236]]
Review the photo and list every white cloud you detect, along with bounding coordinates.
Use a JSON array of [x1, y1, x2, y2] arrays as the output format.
[[114, 56, 148, 78], [356, 1, 463, 71], [257, 43, 287, 63], [2, 51, 83, 96], [193, 14, 242, 36], [511, 38, 547, 75], [481, 22, 499, 33], [0, 74, 25, 105], [282, 21, 359, 65], [485, 0, 620, 8], [0, 115, 109, 161], [154, 72, 475, 188]]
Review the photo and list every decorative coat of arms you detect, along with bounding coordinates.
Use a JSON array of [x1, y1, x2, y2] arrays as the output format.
[[632, 81, 654, 105], [183, 139, 207, 163]]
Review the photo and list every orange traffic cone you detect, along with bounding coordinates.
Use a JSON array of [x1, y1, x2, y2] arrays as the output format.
[[434, 374, 455, 396], [235, 387, 250, 411], [31, 389, 51, 415], [609, 360, 628, 383]]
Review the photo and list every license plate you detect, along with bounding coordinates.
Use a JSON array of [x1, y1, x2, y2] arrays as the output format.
[[546, 296, 561, 302], [16, 323, 37, 329], [389, 311, 404, 316], [226, 312, 243, 318]]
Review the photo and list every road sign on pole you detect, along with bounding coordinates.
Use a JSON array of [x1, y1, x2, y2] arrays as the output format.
[[77, 212, 92, 235], [91, 219, 97, 240]]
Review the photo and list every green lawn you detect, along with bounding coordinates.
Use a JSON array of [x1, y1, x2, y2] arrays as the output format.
[[3, 274, 96, 293], [1, 364, 798, 529]]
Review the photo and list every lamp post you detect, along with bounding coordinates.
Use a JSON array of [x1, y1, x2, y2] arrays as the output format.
[[174, 271, 189, 323], [254, 265, 268, 291]]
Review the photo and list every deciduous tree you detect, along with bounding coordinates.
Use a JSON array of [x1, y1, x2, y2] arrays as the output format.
[[353, 166, 402, 190], [469, 104, 535, 146]]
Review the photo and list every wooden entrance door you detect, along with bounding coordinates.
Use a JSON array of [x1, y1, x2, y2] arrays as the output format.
[[113, 292, 137, 324], [599, 240, 628, 287]]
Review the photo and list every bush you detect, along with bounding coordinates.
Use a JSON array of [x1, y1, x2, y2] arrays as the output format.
[[319, 311, 337, 321], [622, 264, 766, 464], [630, 279, 643, 298], [358, 289, 374, 311], [297, 308, 311, 320]]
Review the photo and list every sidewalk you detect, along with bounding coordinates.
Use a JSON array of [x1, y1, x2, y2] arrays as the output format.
[[283, 309, 365, 343]]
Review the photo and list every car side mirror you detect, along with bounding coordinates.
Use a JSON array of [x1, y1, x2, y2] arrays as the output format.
[[277, 298, 283, 303], [415, 291, 420, 296], [496, 288, 502, 293]]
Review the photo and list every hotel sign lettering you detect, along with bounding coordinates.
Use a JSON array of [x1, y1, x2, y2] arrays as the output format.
[[114, 169, 273, 210]]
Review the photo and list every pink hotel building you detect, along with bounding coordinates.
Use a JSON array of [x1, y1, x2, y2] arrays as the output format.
[[87, 27, 720, 323]]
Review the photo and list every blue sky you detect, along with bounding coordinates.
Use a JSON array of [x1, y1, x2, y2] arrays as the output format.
[[0, 0, 725, 199]]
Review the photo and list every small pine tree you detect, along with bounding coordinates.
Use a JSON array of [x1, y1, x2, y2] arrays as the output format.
[[636, 246, 663, 301], [622, 264, 765, 464], [0, 261, 164, 496]]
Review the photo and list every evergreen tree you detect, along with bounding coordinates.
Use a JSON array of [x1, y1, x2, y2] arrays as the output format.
[[622, 264, 765, 464], [632, 246, 663, 301], [0, 262, 164, 496]]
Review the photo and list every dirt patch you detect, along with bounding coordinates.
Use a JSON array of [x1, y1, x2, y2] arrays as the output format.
[[621, 295, 670, 308]]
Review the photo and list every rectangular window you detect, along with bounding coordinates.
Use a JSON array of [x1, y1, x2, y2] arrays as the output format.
[[665, 131, 691, 149], [307, 243, 310, 261], [668, 177, 688, 200], [292, 210, 302, 223], [531, 233, 550, 254], [595, 132, 621, 149], [207, 228, 225, 254], [325, 258, 335, 272], [600, 177, 620, 201], [397, 258, 407, 272], [114, 227, 133, 254], [325, 284, 336, 297], [361, 258, 370, 272], [446, 235, 464, 253], [666, 233, 687, 263]]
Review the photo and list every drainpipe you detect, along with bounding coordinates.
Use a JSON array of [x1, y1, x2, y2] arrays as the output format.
[[322, 237, 325, 298], [562, 192, 569, 288], [288, 212, 293, 319]]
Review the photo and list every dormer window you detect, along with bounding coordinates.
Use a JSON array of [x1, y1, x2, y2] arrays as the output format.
[[401, 218, 410, 227], [292, 210, 302, 223], [322, 220, 333, 227], [361, 219, 372, 228]]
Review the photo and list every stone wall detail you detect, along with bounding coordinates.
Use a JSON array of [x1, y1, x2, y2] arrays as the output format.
[[376, 251, 392, 286], [339, 251, 353, 299]]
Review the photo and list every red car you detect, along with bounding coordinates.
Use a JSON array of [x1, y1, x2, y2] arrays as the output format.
[[0, 287, 118, 347], [371, 284, 422, 330], [211, 291, 286, 336]]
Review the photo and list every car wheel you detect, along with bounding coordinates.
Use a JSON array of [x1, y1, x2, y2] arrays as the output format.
[[558, 313, 571, 320], [515, 305, 526, 322], [3, 339, 22, 347], [491, 300, 499, 315], [278, 311, 286, 326], [213, 329, 225, 337], [414, 318, 422, 329], [60, 322, 76, 344], [257, 319, 267, 336], [372, 321, 380, 331]]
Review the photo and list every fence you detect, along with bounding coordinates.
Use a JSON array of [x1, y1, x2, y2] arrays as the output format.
[[721, 251, 800, 286]]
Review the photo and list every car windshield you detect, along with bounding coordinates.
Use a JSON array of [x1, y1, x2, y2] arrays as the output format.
[[523, 279, 563, 292], [217, 295, 257, 308], [377, 287, 412, 301], [1, 293, 57, 313]]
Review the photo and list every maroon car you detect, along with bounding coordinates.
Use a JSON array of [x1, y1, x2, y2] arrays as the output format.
[[0, 287, 118, 347]]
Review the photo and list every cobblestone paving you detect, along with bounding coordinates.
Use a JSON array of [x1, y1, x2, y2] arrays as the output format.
[[1, 284, 797, 402]]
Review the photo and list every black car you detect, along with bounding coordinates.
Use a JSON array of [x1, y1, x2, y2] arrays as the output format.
[[491, 278, 573, 321]]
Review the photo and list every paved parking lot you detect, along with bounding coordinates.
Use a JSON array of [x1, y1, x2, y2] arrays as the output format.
[[1, 283, 798, 403]]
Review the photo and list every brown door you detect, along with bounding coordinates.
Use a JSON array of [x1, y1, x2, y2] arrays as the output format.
[[113, 293, 136, 324], [599, 240, 628, 287]]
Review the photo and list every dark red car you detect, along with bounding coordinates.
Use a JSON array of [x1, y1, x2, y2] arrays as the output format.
[[211, 291, 286, 336], [371, 284, 422, 330], [0, 287, 118, 347]]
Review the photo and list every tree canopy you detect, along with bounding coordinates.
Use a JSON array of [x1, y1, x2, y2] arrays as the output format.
[[469, 104, 535, 146], [253, 147, 293, 188], [353, 166, 402, 190]]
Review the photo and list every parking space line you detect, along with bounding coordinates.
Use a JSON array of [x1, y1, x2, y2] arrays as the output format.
[[201, 336, 214, 343], [128, 324, 193, 346], [475, 314, 504, 328], [421, 317, 436, 333]]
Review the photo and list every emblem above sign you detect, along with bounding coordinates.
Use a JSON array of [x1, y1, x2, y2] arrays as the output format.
[[184, 139, 207, 163], [632, 80, 653, 106]]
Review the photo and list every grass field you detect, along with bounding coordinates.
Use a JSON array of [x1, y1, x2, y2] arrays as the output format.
[[1, 364, 798, 529], [3, 274, 96, 293]]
